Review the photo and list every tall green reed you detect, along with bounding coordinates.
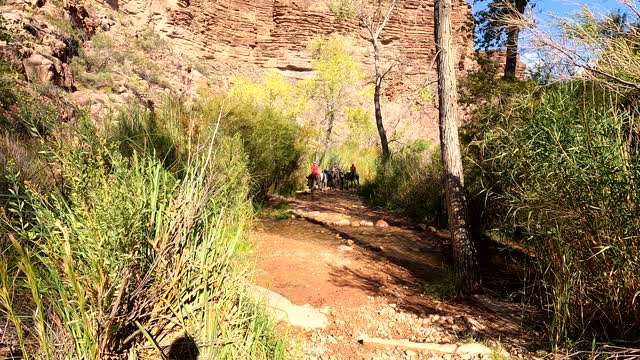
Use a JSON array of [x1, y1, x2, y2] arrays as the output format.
[[0, 99, 288, 358], [472, 82, 640, 347]]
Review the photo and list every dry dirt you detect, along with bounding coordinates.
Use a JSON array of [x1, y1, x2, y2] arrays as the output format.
[[253, 191, 544, 360]]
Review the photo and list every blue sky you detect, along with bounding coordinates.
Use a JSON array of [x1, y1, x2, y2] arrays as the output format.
[[471, 0, 623, 20], [471, 0, 628, 65]]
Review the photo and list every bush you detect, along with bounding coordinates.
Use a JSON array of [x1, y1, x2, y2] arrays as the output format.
[[0, 99, 288, 358], [363, 142, 447, 226], [193, 74, 306, 199], [471, 82, 640, 346]]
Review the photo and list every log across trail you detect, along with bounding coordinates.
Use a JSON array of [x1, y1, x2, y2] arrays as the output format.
[[252, 191, 543, 359]]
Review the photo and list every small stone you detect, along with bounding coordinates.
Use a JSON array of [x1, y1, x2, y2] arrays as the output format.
[[360, 220, 374, 227], [337, 245, 353, 252], [346, 239, 354, 246], [375, 219, 389, 228]]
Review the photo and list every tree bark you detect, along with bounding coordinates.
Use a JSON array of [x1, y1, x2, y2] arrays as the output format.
[[504, 26, 519, 80], [434, 0, 479, 294], [325, 110, 335, 151], [373, 86, 390, 160], [359, 0, 396, 161], [374, 52, 391, 160]]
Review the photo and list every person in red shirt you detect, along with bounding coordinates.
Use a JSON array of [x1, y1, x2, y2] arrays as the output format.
[[311, 161, 320, 180], [350, 163, 357, 176]]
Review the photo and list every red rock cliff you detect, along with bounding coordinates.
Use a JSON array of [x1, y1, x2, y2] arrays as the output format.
[[128, 0, 474, 87], [121, 0, 476, 140]]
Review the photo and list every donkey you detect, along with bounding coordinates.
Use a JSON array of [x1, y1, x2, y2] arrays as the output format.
[[343, 171, 360, 189]]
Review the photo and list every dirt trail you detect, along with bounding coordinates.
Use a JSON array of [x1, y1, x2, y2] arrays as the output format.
[[253, 191, 541, 360]]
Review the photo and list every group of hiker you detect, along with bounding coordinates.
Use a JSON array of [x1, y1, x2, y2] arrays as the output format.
[[310, 161, 356, 181], [307, 161, 359, 191]]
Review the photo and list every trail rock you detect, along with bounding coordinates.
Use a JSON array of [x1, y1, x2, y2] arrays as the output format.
[[455, 343, 493, 355], [251, 286, 328, 329], [375, 220, 389, 228]]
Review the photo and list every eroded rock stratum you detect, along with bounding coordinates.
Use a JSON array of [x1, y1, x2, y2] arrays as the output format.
[[123, 0, 477, 139], [2, 0, 477, 140]]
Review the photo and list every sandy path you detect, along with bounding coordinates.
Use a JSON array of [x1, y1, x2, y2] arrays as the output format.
[[253, 191, 541, 360]]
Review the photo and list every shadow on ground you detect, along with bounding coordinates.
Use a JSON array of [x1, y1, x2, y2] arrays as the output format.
[[166, 334, 199, 360], [260, 190, 546, 352]]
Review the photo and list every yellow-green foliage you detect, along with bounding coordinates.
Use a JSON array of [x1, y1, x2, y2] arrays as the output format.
[[299, 34, 365, 147], [328, 0, 355, 21], [229, 71, 306, 120], [319, 143, 379, 180], [345, 106, 377, 146], [198, 74, 307, 198]]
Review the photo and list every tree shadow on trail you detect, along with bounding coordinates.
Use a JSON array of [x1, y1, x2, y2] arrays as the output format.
[[327, 263, 450, 317]]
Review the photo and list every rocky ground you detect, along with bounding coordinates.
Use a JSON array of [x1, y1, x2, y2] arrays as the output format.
[[253, 191, 546, 360]]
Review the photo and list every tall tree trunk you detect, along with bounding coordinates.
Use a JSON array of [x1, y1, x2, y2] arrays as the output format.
[[504, 26, 519, 80], [373, 42, 391, 160], [435, 0, 479, 294], [324, 110, 335, 151]]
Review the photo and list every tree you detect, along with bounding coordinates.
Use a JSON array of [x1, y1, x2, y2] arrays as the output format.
[[435, 0, 479, 293], [475, 0, 532, 80], [329, 0, 398, 160], [300, 35, 364, 151]]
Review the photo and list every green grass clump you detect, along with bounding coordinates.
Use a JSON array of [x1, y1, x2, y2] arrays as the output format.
[[0, 97, 289, 358], [470, 82, 640, 347], [363, 141, 447, 226]]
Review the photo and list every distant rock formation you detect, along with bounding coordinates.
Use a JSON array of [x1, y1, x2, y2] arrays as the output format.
[[121, 0, 478, 141], [476, 49, 526, 80], [2, 0, 480, 142]]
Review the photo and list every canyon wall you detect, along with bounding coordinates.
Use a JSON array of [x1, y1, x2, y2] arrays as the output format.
[[121, 0, 477, 141]]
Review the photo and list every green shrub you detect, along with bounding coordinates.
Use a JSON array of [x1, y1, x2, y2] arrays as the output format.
[[193, 75, 306, 199], [471, 82, 640, 346], [363, 142, 447, 226], [0, 98, 288, 358]]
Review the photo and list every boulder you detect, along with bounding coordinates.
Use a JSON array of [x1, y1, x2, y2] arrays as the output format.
[[251, 286, 328, 329], [22, 54, 74, 90]]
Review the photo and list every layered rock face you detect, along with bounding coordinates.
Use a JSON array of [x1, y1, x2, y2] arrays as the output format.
[[3, 0, 478, 141], [137, 0, 475, 82], [123, 0, 476, 140]]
